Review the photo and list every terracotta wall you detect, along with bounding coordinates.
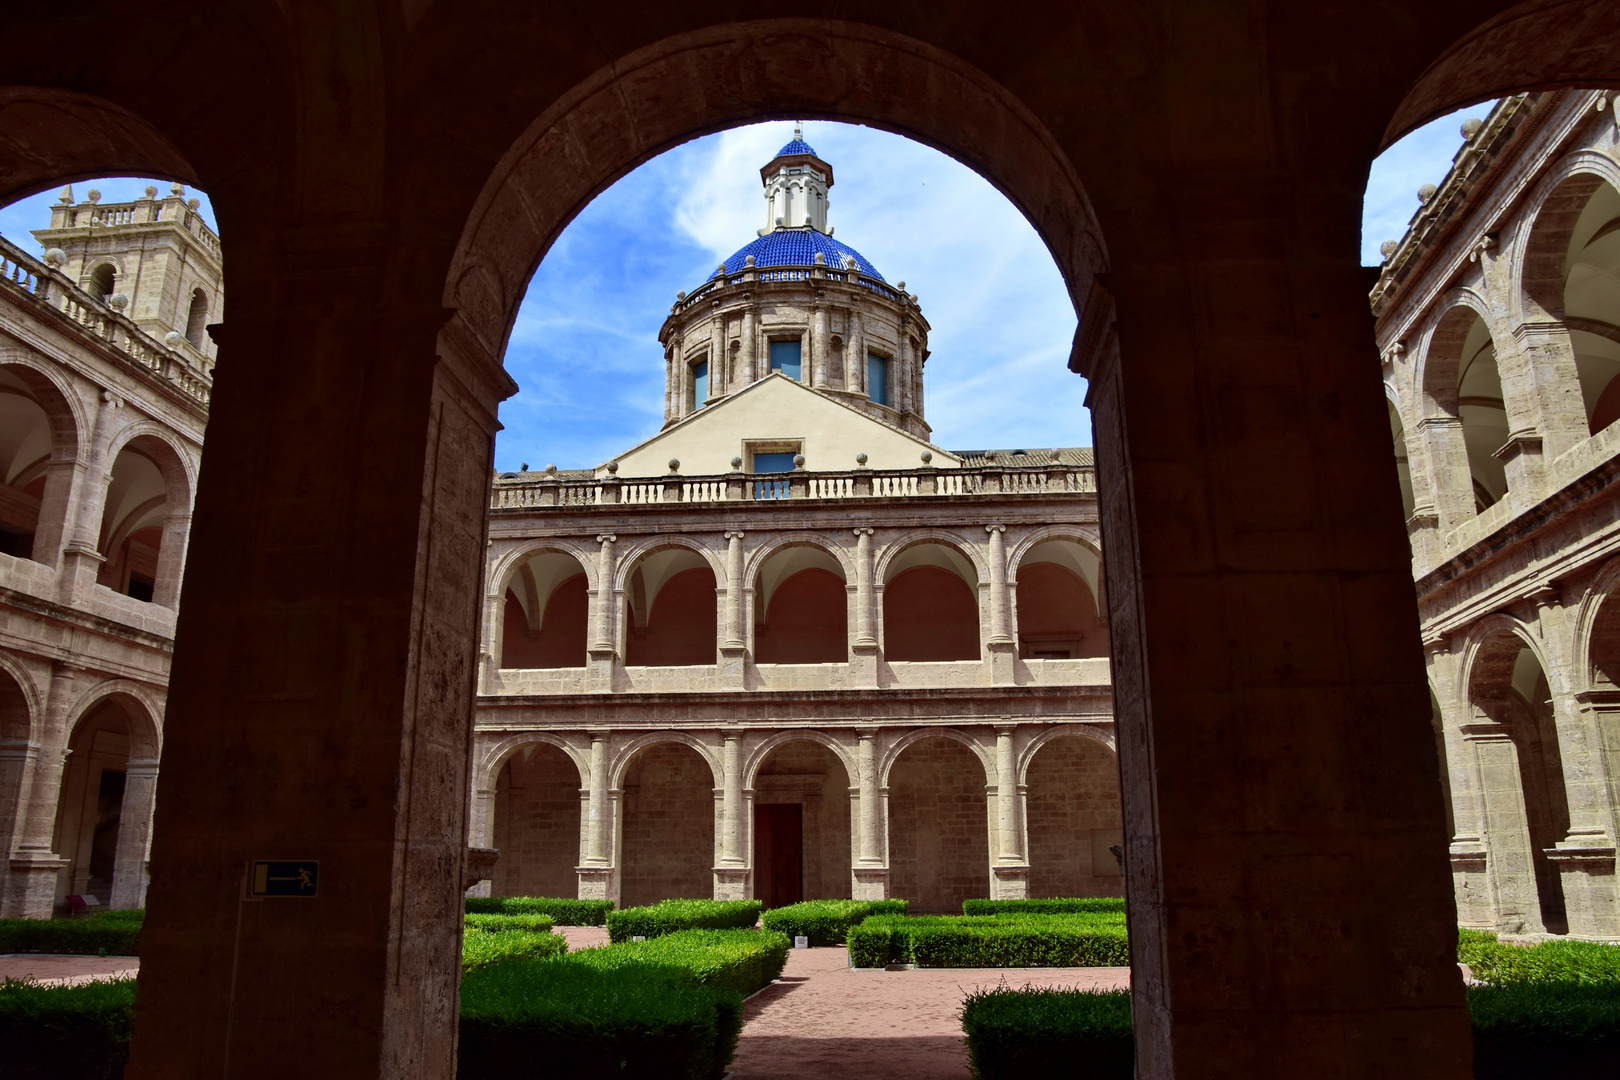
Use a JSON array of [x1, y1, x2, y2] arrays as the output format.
[[501, 574, 588, 668], [755, 568, 847, 663], [888, 737, 989, 912], [619, 742, 715, 906], [627, 568, 716, 666], [754, 740, 852, 900], [1016, 563, 1108, 659], [491, 744, 581, 899], [883, 566, 979, 662], [1027, 735, 1124, 898]]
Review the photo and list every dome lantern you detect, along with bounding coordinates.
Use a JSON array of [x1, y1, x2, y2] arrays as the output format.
[[760, 122, 835, 234]]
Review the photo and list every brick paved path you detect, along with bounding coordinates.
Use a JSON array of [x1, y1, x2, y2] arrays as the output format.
[[0, 954, 139, 986], [730, 948, 1130, 1080]]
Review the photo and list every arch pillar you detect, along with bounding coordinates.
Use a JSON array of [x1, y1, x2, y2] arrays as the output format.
[[714, 730, 748, 899], [0, 736, 38, 905], [985, 526, 1014, 685], [1565, 689, 1620, 937], [1414, 414, 1476, 533], [1, 662, 78, 918], [989, 726, 1029, 899], [151, 508, 191, 608], [851, 726, 888, 899], [719, 531, 747, 687], [577, 733, 613, 899], [588, 534, 617, 692], [1497, 321, 1587, 497], [1461, 717, 1548, 933], [850, 528, 877, 686], [57, 390, 121, 603], [109, 757, 158, 910], [1427, 642, 1495, 927]]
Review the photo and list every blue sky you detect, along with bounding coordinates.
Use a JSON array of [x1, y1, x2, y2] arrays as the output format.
[[0, 105, 1488, 472]]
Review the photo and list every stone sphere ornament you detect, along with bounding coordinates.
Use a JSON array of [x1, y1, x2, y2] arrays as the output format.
[[164, 331, 185, 350], [108, 293, 130, 312], [43, 249, 66, 268]]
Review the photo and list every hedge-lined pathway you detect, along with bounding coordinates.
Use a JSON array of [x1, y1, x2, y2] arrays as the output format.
[[0, 953, 139, 987], [730, 947, 1130, 1079]]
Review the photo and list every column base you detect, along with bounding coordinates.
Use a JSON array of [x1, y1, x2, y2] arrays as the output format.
[[991, 864, 1030, 899], [3, 853, 70, 919], [718, 646, 747, 689], [576, 866, 613, 900], [1547, 843, 1620, 939], [987, 640, 1016, 686], [849, 644, 878, 689], [851, 866, 889, 900], [56, 545, 104, 607], [712, 865, 750, 900], [587, 649, 616, 693], [1450, 841, 1494, 928]]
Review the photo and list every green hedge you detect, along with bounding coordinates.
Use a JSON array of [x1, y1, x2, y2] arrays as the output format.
[[1470, 981, 1620, 1079], [566, 929, 789, 997], [849, 914, 1129, 969], [961, 985, 1132, 1080], [606, 899, 762, 943], [464, 914, 555, 934], [460, 961, 741, 1080], [0, 911, 143, 957], [464, 897, 614, 926], [0, 977, 135, 1080], [1463, 938, 1620, 986], [759, 899, 909, 946], [461, 922, 567, 974], [962, 898, 1126, 917]]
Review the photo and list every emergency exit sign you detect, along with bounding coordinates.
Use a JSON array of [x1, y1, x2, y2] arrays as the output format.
[[249, 860, 319, 897]]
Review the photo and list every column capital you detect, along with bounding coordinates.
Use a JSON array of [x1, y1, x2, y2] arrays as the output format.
[[724, 530, 745, 541], [985, 524, 1007, 535], [595, 533, 616, 545], [853, 526, 874, 537]]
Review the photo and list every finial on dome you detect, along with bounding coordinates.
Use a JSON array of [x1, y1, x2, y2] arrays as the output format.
[[793, 121, 802, 141]]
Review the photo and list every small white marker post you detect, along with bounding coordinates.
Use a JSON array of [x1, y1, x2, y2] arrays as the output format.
[[794, 936, 808, 949], [631, 935, 646, 942]]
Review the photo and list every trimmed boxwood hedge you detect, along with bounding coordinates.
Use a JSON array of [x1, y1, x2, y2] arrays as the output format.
[[464, 897, 614, 926], [962, 986, 1132, 1080], [461, 916, 566, 973], [0, 976, 136, 1080], [962, 898, 1126, 917], [759, 899, 909, 946], [850, 914, 1129, 969], [606, 899, 762, 943], [0, 911, 143, 957]]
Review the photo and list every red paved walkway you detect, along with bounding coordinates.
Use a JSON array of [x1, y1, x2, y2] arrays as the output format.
[[731, 948, 1130, 1080], [0, 953, 139, 986]]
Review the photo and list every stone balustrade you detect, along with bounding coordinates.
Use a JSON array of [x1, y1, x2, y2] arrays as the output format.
[[492, 463, 1096, 509], [0, 236, 212, 408]]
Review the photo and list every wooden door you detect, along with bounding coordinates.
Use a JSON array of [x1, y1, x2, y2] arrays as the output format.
[[753, 803, 803, 908]]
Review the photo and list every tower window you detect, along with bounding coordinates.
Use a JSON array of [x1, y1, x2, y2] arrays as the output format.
[[692, 360, 708, 408], [88, 263, 115, 301], [185, 288, 209, 347], [867, 353, 889, 406], [769, 340, 802, 381]]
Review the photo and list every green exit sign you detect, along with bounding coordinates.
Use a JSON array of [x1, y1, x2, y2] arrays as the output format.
[[249, 860, 319, 897]]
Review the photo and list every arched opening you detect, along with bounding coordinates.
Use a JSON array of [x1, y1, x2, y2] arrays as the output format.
[[1520, 173, 1620, 435], [489, 743, 582, 899], [888, 736, 988, 913], [52, 698, 132, 908], [624, 549, 716, 667], [87, 263, 115, 302], [0, 364, 77, 563], [1026, 734, 1123, 899], [1015, 539, 1106, 660], [184, 287, 209, 348], [1468, 633, 1570, 934], [1425, 305, 1508, 514], [753, 545, 847, 664], [619, 741, 715, 907], [1430, 688, 1454, 840], [751, 739, 851, 907], [882, 542, 978, 662], [97, 440, 168, 602], [498, 551, 588, 669], [1390, 400, 1416, 521], [0, 666, 34, 868]]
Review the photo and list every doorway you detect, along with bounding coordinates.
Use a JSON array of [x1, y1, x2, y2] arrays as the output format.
[[754, 803, 803, 908]]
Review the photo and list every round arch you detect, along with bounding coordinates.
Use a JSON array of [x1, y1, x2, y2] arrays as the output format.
[[1512, 150, 1620, 326], [475, 732, 589, 792], [874, 528, 987, 587], [0, 652, 40, 741], [441, 20, 1106, 364], [486, 539, 597, 599], [612, 534, 725, 594], [878, 726, 993, 788], [1574, 555, 1620, 690], [1457, 612, 1548, 704], [65, 679, 163, 760], [742, 531, 855, 587], [1414, 288, 1500, 413], [0, 346, 87, 461], [742, 729, 857, 790], [103, 422, 197, 510], [1017, 723, 1116, 786], [608, 732, 722, 790]]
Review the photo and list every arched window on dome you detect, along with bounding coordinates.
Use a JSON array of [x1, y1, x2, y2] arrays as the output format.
[[867, 353, 889, 406], [691, 358, 708, 409]]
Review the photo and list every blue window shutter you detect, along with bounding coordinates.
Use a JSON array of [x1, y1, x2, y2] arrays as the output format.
[[693, 360, 708, 408], [867, 353, 888, 406], [769, 340, 802, 381]]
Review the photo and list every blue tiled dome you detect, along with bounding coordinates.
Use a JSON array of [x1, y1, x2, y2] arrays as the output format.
[[775, 136, 818, 158], [722, 229, 885, 280]]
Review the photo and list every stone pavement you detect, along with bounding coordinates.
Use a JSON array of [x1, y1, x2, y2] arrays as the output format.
[[0, 954, 140, 987], [731, 948, 1131, 1080]]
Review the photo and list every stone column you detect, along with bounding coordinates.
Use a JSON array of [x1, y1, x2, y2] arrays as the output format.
[[0, 736, 39, 904], [1463, 720, 1548, 933], [741, 305, 758, 385], [588, 534, 616, 692], [851, 727, 888, 899], [577, 733, 612, 899], [896, 332, 912, 414], [991, 727, 1029, 899], [1427, 642, 1495, 928], [57, 390, 121, 603], [109, 758, 159, 909], [986, 526, 1015, 684], [720, 532, 747, 687], [714, 732, 748, 898], [151, 508, 192, 608], [851, 528, 877, 686], [812, 303, 828, 387], [709, 310, 726, 399], [1498, 323, 1588, 497], [849, 307, 865, 396], [1415, 415, 1475, 533], [663, 351, 674, 424], [1, 663, 77, 918]]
